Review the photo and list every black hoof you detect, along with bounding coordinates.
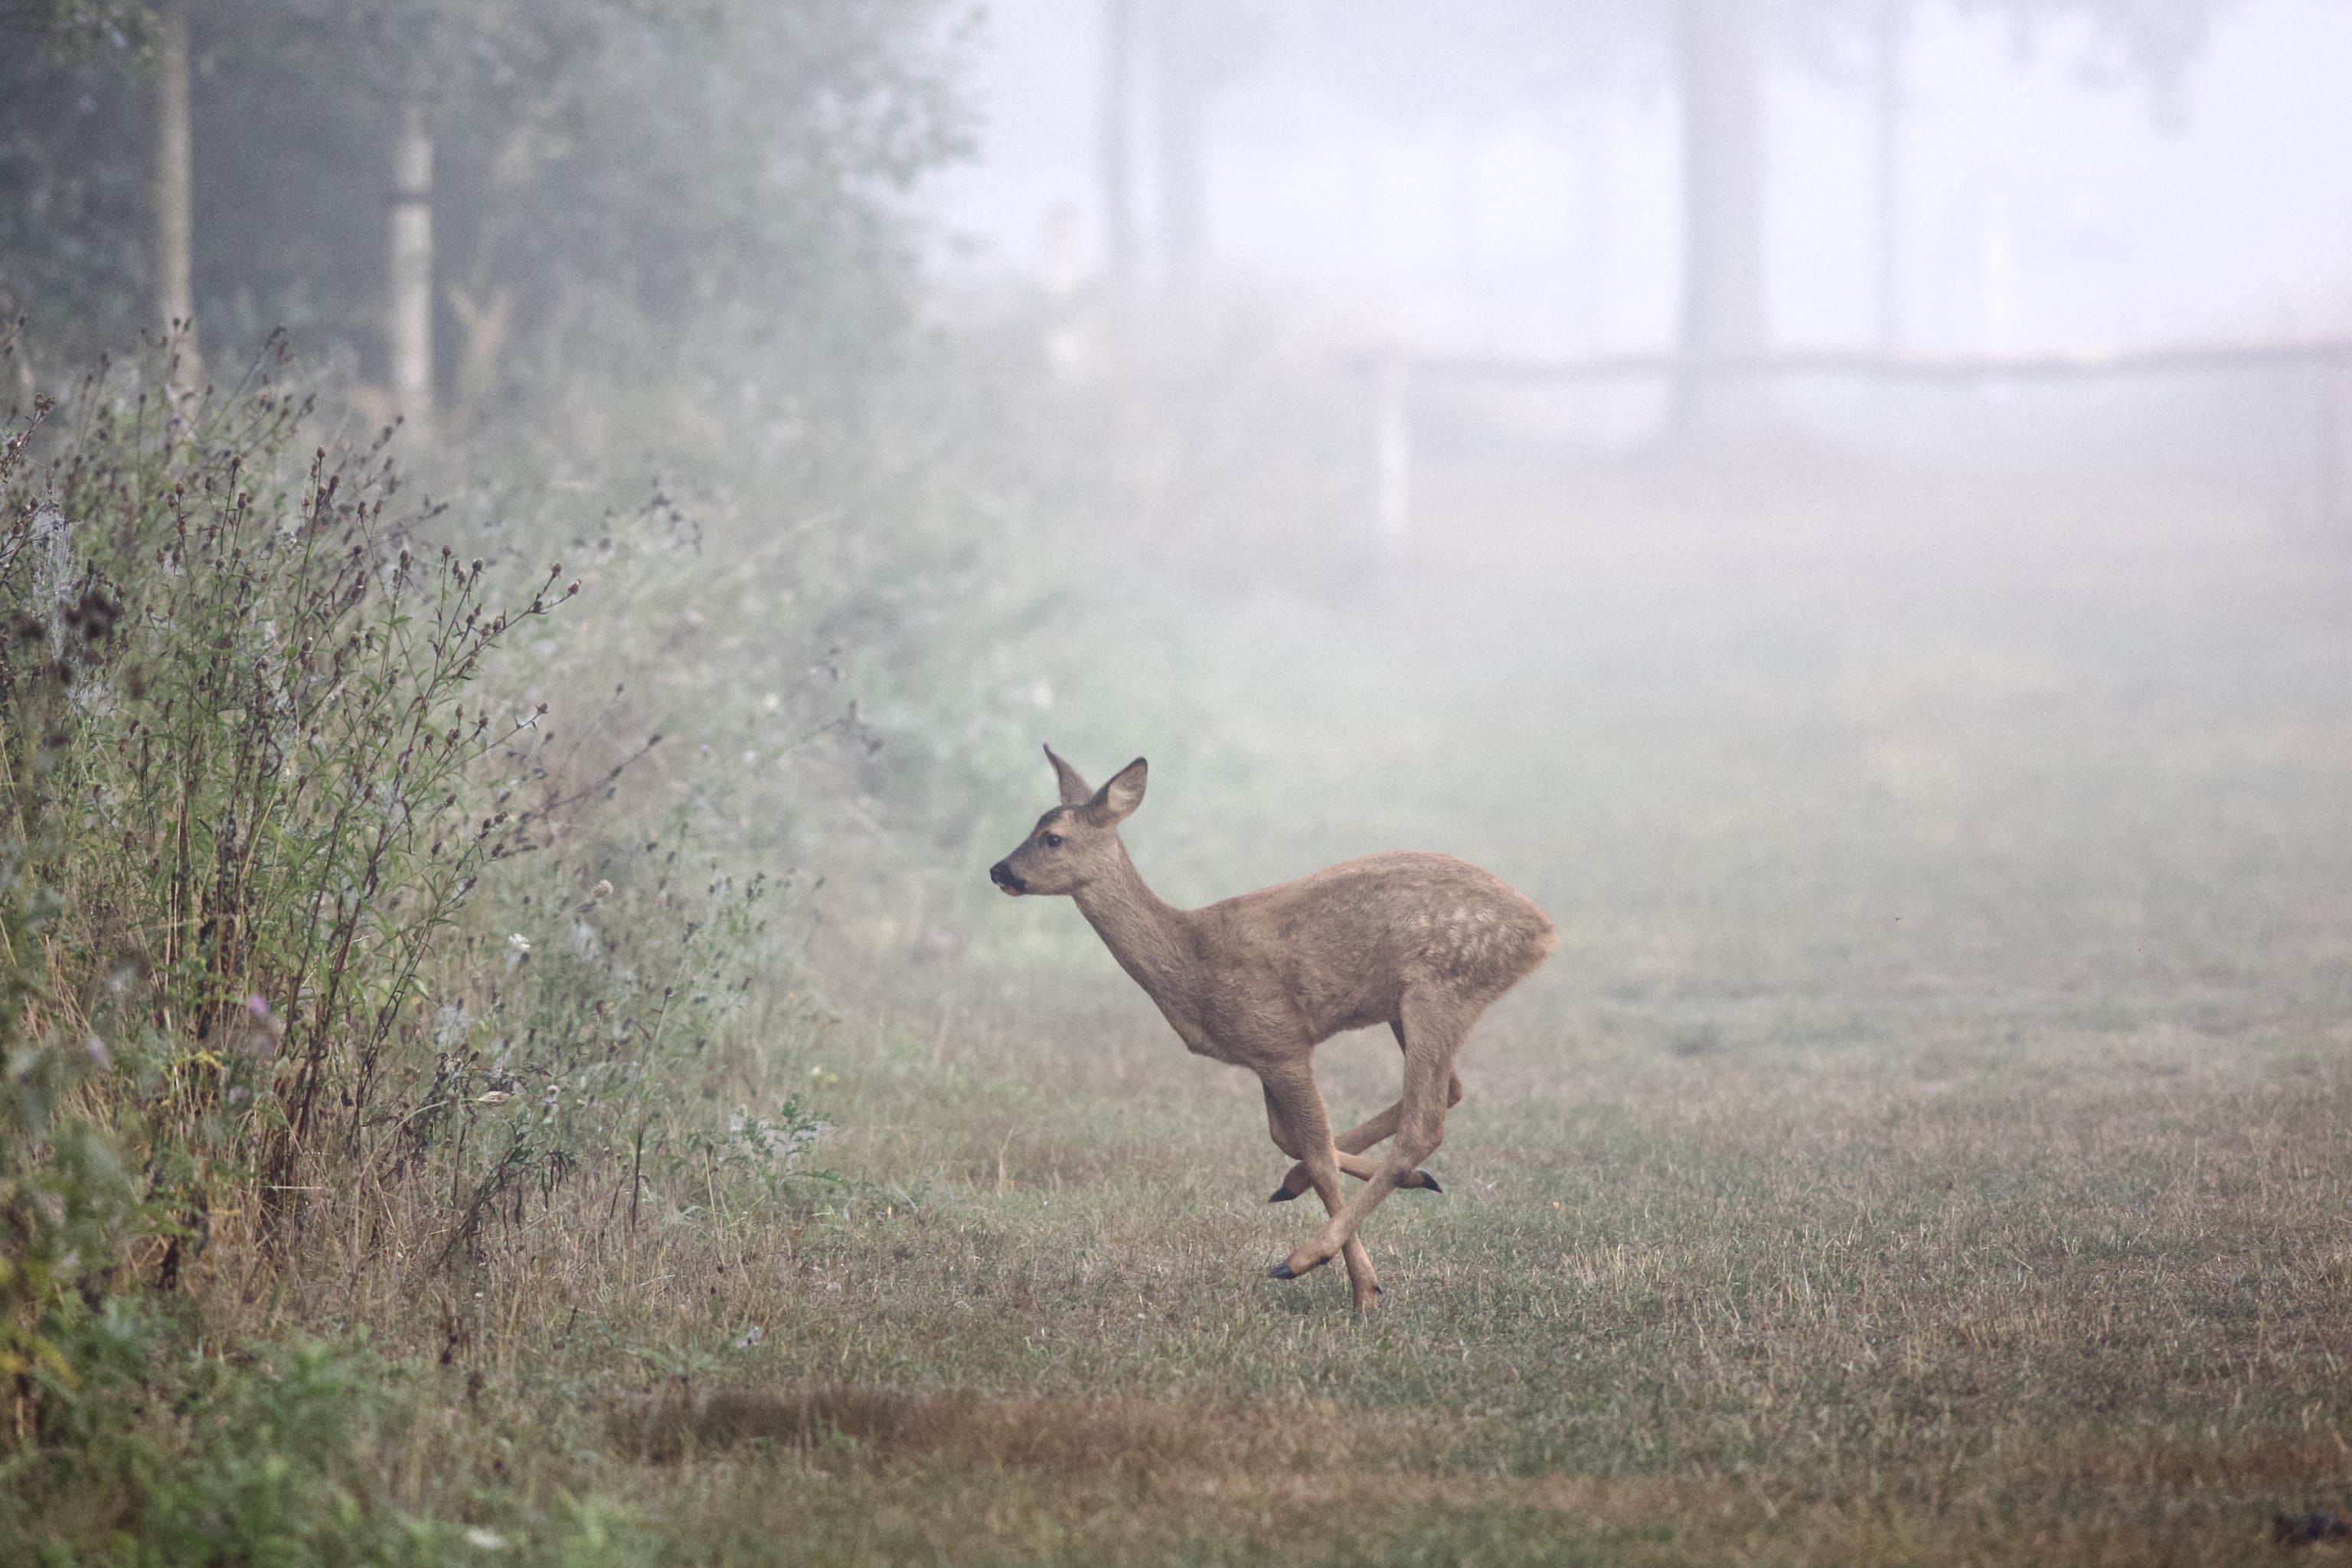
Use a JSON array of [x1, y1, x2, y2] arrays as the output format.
[[1374, 1283, 1384, 1295], [1268, 1262, 1297, 1280], [1267, 1186, 1298, 1204], [1418, 1171, 1442, 1194]]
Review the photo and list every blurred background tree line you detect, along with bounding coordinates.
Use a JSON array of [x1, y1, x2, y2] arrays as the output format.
[[2, 0, 963, 423], [4, 0, 2226, 423], [1098, 0, 2222, 436]]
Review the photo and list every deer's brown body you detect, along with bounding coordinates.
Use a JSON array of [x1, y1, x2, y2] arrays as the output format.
[[1093, 851, 1550, 1066], [990, 748, 1555, 1310]]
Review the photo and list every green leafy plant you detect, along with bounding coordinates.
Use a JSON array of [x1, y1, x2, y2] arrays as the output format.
[[2, 342, 583, 1214], [1, 390, 149, 1446]]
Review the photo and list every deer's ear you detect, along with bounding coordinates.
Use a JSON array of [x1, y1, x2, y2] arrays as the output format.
[[1092, 757, 1147, 824], [1044, 744, 1093, 807]]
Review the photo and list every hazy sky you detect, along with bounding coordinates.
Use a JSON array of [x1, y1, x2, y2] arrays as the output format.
[[927, 0, 2352, 357]]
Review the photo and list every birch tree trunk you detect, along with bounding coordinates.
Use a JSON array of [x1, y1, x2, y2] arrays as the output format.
[[388, 96, 434, 431], [153, 0, 198, 382], [1673, 0, 1767, 440]]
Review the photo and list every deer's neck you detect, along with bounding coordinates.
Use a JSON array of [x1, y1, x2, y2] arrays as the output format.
[[1072, 846, 1200, 1019]]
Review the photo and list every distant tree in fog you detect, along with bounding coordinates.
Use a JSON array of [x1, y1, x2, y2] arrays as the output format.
[[5, 1, 195, 381], [1099, 0, 1263, 288], [2, 0, 139, 41], [1664, 0, 2226, 430], [0, 0, 968, 413], [1292, 0, 1772, 435], [1290, 0, 2224, 439], [153, 0, 192, 381]]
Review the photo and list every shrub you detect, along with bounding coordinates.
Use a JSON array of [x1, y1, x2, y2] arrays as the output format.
[[2, 341, 583, 1198], [3, 344, 834, 1502]]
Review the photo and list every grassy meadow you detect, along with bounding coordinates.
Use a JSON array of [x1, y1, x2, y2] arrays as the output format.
[[10, 2, 2352, 1557], [135, 448, 2352, 1566]]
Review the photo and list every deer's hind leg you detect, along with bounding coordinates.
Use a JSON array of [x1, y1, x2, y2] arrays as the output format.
[[1260, 1078, 1380, 1311], [1269, 1103, 1399, 1201], [1269, 1021, 1452, 1202], [1277, 989, 1478, 1283], [1269, 1102, 1449, 1201]]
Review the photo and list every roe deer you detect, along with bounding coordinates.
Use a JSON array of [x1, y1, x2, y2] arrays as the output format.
[[988, 746, 1555, 1311]]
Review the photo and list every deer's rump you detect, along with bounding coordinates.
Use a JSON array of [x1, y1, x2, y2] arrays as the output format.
[[1197, 851, 1556, 1042]]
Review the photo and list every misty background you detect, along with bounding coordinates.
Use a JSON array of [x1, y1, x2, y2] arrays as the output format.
[[5, 0, 2348, 1044], [945, 1, 2352, 353], [11, 9, 2352, 1557]]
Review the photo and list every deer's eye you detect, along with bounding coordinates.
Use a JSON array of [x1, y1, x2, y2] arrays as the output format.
[[1042, 832, 1064, 849]]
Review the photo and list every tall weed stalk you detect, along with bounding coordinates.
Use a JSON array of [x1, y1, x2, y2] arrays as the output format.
[[3, 342, 576, 1217], [3, 348, 835, 1553]]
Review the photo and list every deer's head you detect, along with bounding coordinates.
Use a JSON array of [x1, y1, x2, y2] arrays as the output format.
[[989, 746, 1147, 897]]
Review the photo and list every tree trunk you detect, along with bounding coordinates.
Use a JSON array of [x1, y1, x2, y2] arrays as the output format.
[[1673, 0, 1767, 439], [1099, 0, 1135, 286], [389, 96, 434, 430], [152, 0, 197, 382], [1151, 0, 1207, 286]]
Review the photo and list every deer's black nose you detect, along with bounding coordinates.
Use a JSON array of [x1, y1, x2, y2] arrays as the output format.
[[989, 861, 1025, 894]]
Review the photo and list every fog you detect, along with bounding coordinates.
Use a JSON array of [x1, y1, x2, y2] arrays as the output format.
[[6, 4, 2352, 1551], [874, 1, 2352, 1037], [940, 0, 2352, 351], [6, 0, 2347, 1018]]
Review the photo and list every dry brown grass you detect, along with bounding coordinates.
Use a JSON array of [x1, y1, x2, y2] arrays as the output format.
[[163, 995, 2348, 1564], [136, 460, 2352, 1565], [626, 1381, 1365, 1475]]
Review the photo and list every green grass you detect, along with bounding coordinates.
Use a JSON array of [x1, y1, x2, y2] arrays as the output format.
[[184, 460, 2349, 1566], [21, 442, 2352, 1563], [256, 1001, 2344, 1565]]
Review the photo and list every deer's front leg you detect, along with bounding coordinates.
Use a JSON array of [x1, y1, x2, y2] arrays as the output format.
[[1269, 1103, 1410, 1199], [1282, 993, 1468, 1282], [1269, 1098, 1447, 1202], [1271, 1023, 1455, 1201], [1259, 1074, 1379, 1310]]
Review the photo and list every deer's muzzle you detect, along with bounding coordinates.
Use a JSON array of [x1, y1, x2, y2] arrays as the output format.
[[988, 860, 1027, 895]]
